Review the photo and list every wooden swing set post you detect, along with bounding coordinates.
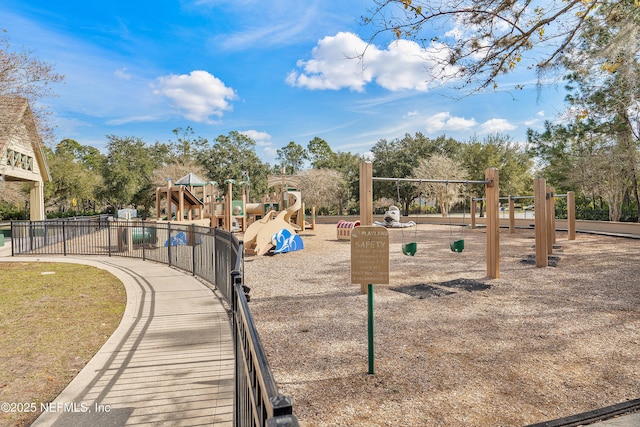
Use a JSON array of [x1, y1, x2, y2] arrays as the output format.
[[534, 178, 548, 267], [359, 161, 373, 227], [470, 198, 477, 229], [546, 185, 555, 255], [567, 191, 576, 240], [485, 168, 500, 279]]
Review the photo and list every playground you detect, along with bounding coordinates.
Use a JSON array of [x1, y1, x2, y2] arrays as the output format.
[[243, 223, 640, 426]]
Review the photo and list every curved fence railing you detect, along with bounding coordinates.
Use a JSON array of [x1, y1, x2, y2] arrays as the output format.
[[10, 218, 299, 427]]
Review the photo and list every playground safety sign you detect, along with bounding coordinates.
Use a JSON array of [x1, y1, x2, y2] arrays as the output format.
[[350, 226, 389, 285]]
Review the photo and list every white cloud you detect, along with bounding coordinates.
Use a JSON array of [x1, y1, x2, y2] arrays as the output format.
[[153, 70, 237, 123], [286, 32, 373, 92], [200, 1, 330, 51], [287, 32, 459, 92], [425, 112, 477, 132], [114, 68, 132, 80], [479, 118, 517, 133], [239, 130, 277, 158], [524, 110, 546, 127], [240, 130, 272, 146], [106, 115, 162, 125]]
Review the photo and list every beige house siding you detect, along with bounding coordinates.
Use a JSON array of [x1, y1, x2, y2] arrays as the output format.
[[2, 121, 43, 181]]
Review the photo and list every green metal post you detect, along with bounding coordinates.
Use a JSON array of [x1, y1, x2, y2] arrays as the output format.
[[368, 283, 374, 375]]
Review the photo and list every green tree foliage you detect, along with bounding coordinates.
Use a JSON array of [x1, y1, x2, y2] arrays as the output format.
[[370, 133, 464, 214], [528, 120, 629, 221], [325, 151, 363, 213], [197, 131, 270, 200], [276, 141, 309, 174], [459, 133, 533, 198], [44, 139, 104, 212], [307, 137, 333, 168], [168, 126, 209, 164], [101, 135, 159, 213], [561, 0, 640, 221]]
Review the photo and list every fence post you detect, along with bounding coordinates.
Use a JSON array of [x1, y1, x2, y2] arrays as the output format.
[[62, 221, 67, 256], [192, 224, 196, 276], [230, 269, 240, 426], [108, 220, 112, 257], [142, 221, 146, 261], [508, 196, 515, 234], [167, 222, 172, 267]]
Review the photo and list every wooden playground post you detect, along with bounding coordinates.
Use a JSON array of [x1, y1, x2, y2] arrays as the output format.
[[359, 161, 373, 226], [546, 186, 554, 255], [534, 178, 548, 267], [551, 188, 557, 245], [178, 185, 185, 221], [485, 168, 500, 279], [166, 178, 172, 220], [225, 181, 233, 231], [568, 191, 576, 240], [311, 206, 316, 230], [299, 202, 306, 230], [508, 196, 515, 234]]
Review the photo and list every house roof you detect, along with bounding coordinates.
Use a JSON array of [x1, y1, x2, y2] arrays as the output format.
[[0, 96, 51, 182], [174, 172, 208, 187], [0, 97, 28, 143]]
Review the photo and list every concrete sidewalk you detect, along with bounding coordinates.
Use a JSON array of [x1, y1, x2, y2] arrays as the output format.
[[589, 412, 640, 426], [0, 245, 233, 426]]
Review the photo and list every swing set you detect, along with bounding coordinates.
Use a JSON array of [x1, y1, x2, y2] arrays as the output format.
[[359, 161, 501, 279], [395, 182, 469, 255]]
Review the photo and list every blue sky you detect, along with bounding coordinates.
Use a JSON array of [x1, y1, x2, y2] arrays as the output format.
[[1, 0, 568, 165]]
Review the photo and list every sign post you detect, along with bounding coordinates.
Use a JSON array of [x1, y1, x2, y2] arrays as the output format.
[[351, 226, 389, 375]]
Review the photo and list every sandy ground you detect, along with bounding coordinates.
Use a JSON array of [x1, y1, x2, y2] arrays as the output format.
[[242, 223, 640, 427]]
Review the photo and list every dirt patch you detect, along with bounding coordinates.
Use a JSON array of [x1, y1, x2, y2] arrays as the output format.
[[520, 254, 561, 267], [392, 279, 490, 298], [437, 278, 492, 292], [391, 283, 456, 298]]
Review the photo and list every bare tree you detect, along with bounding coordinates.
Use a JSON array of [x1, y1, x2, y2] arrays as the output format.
[[414, 154, 467, 216], [0, 29, 64, 142], [297, 169, 345, 214]]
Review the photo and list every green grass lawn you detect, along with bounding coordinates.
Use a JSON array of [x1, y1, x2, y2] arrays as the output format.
[[0, 262, 126, 427]]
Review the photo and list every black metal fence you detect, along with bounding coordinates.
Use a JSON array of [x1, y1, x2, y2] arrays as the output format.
[[10, 218, 298, 427]]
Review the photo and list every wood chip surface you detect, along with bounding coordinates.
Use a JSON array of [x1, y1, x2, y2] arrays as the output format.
[[243, 223, 640, 426]]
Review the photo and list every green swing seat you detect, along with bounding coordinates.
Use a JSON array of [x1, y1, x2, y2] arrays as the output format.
[[450, 239, 465, 253], [402, 242, 417, 256]]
